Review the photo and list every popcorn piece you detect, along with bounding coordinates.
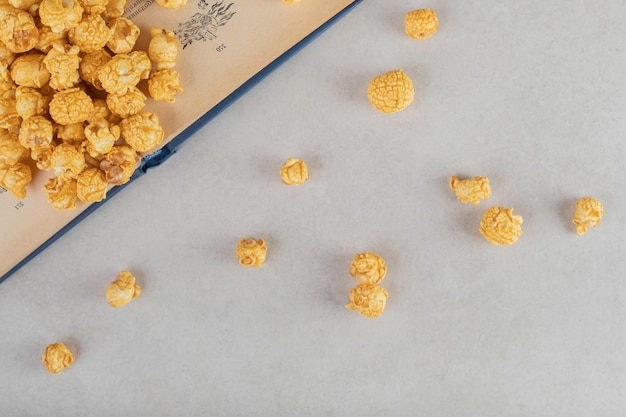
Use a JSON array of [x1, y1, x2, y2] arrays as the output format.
[[345, 284, 389, 319], [18, 115, 54, 148], [43, 42, 81, 91], [8, 0, 40, 14], [0, 134, 28, 165], [0, 161, 32, 198], [367, 69, 414, 114], [31, 144, 56, 170], [106, 270, 141, 307], [15, 86, 47, 120], [97, 53, 143, 95], [35, 25, 69, 54], [49, 87, 94, 125], [80, 0, 108, 15], [349, 252, 387, 285], [119, 112, 164, 152], [9, 53, 50, 87], [76, 167, 107, 202], [0, 66, 15, 92], [0, 96, 20, 131], [41, 342, 74, 374], [99, 144, 137, 185], [102, 0, 126, 19], [85, 118, 119, 155], [236, 238, 267, 268], [0, 41, 15, 67], [44, 176, 77, 209], [50, 142, 85, 179], [88, 98, 119, 124], [79, 49, 111, 90], [106, 86, 146, 118], [68, 14, 110, 53], [0, 6, 39, 53], [450, 175, 491, 204], [155, 0, 187, 10], [405, 9, 438, 40], [128, 50, 151, 80], [55, 121, 85, 142], [148, 26, 178, 70], [39, 0, 84, 34], [573, 197, 603, 236], [279, 158, 308, 185], [106, 17, 140, 54], [148, 69, 182, 103], [479, 206, 523, 245]]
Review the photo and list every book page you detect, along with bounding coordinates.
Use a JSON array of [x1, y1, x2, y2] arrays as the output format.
[[0, 0, 358, 279]]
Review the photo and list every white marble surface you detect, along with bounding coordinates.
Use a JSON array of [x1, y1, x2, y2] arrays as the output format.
[[2, 1, 626, 415]]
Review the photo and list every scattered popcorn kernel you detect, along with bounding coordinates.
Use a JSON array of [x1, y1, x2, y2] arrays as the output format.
[[41, 342, 74, 374], [349, 252, 387, 285], [78, 49, 111, 90], [345, 284, 389, 319], [367, 69, 414, 114], [106, 270, 141, 307], [102, 0, 126, 19], [76, 167, 107, 202], [0, 95, 20, 131], [44, 176, 77, 209], [15, 86, 47, 120], [49, 87, 94, 125], [68, 14, 110, 53], [18, 115, 54, 148], [450, 175, 491, 204], [31, 144, 56, 170], [279, 158, 309, 185], [479, 206, 523, 245], [236, 238, 267, 268], [148, 26, 178, 70], [43, 42, 81, 90], [155, 0, 187, 10], [106, 17, 140, 54], [148, 69, 182, 103], [119, 112, 164, 153], [97, 53, 142, 94], [0, 161, 32, 198], [405, 9, 438, 40], [39, 0, 84, 34], [35, 25, 69, 54], [80, 0, 108, 16], [0, 6, 39, 53], [573, 197, 603, 236], [106, 86, 146, 118], [55, 121, 86, 142], [50, 142, 85, 179], [0, 135, 28, 166], [85, 118, 119, 154], [9, 53, 50, 88], [99, 144, 137, 185]]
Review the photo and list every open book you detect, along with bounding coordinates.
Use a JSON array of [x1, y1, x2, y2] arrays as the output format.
[[0, 0, 362, 283]]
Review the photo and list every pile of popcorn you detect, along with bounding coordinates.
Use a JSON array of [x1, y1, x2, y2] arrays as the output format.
[[0, 0, 182, 209]]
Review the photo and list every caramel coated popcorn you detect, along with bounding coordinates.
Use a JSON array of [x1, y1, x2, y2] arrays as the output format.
[[50, 142, 85, 179], [106, 86, 146, 118], [349, 252, 386, 285], [41, 342, 74, 374], [573, 197, 603, 236], [43, 42, 81, 90], [119, 112, 164, 152], [0, 6, 39, 53], [99, 145, 137, 185], [106, 271, 141, 307], [405, 9, 438, 40], [18, 115, 54, 148], [236, 238, 267, 268], [480, 206, 523, 245], [79, 49, 111, 90], [85, 118, 120, 155], [106, 17, 140, 54], [450, 175, 491, 204], [48, 87, 94, 125], [44, 176, 77, 209], [0, 134, 28, 166], [367, 69, 414, 114], [76, 167, 107, 202], [0, 161, 31, 198], [148, 26, 179, 70], [279, 158, 309, 185], [15, 86, 47, 120], [68, 13, 110, 53], [9, 53, 49, 88], [39, 0, 84, 34], [97, 53, 144, 94], [148, 69, 182, 103], [345, 284, 389, 319]]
